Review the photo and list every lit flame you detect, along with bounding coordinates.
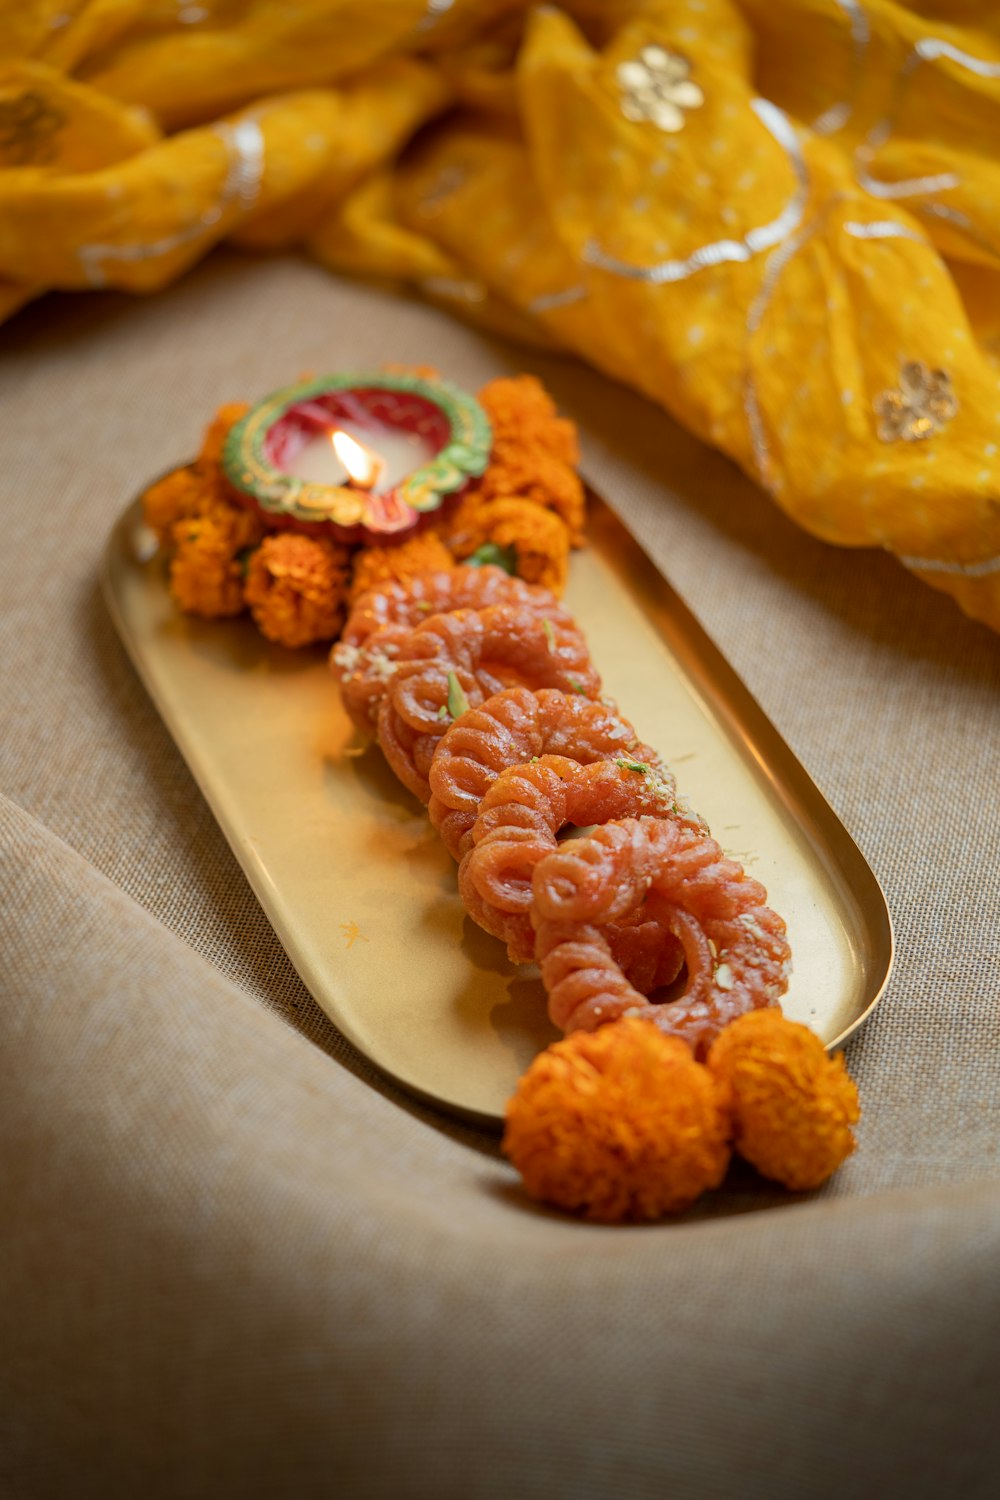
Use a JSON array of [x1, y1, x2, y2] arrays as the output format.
[[331, 429, 383, 490]]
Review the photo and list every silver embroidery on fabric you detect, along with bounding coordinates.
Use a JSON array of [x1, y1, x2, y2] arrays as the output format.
[[222, 119, 265, 210], [528, 284, 588, 314], [419, 276, 485, 303], [843, 219, 926, 242], [920, 202, 1000, 261], [812, 0, 870, 137], [913, 37, 1000, 77], [417, 0, 455, 31], [900, 551, 1000, 578], [583, 99, 808, 284], [855, 34, 1000, 200], [743, 212, 933, 486], [743, 218, 825, 489], [854, 160, 960, 200], [79, 118, 265, 287]]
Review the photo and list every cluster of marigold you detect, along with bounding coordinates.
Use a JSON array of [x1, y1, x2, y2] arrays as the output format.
[[141, 374, 584, 648], [330, 552, 861, 1223]]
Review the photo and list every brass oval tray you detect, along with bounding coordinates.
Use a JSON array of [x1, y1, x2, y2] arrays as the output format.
[[103, 486, 893, 1127]]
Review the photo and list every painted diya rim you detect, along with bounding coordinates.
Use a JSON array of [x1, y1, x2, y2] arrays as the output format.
[[222, 371, 492, 539]]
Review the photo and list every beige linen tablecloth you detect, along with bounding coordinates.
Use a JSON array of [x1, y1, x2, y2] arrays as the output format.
[[2, 253, 999, 1498]]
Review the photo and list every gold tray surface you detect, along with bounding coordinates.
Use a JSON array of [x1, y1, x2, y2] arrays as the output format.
[[104, 489, 893, 1127]]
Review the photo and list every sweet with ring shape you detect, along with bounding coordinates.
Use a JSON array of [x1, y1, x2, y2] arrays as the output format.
[[532, 816, 792, 1058]]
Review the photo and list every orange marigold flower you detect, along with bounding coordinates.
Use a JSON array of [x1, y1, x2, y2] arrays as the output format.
[[215, 497, 265, 553], [245, 533, 351, 648], [504, 1017, 732, 1222], [475, 375, 585, 545], [176, 492, 263, 553], [707, 1010, 860, 1191], [480, 447, 586, 547], [478, 376, 579, 468], [448, 495, 570, 595], [169, 516, 247, 619], [143, 466, 208, 544], [348, 530, 454, 606], [196, 402, 250, 471], [143, 463, 263, 550]]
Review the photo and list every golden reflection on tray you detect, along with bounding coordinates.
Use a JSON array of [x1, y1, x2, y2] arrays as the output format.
[[103, 488, 893, 1127]]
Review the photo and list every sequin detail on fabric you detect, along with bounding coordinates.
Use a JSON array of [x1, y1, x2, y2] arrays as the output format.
[[874, 361, 957, 443], [617, 47, 704, 134]]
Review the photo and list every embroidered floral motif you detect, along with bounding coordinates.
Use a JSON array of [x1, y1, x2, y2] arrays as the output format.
[[0, 90, 65, 166], [873, 361, 958, 442], [617, 46, 704, 133]]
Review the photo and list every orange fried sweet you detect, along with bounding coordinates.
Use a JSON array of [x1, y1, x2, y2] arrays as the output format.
[[707, 1010, 860, 1190], [244, 533, 351, 648], [428, 686, 665, 860], [602, 907, 687, 998], [339, 564, 560, 652], [532, 816, 792, 1059], [503, 1018, 732, 1221], [459, 755, 689, 962], [332, 565, 570, 735], [377, 606, 600, 803]]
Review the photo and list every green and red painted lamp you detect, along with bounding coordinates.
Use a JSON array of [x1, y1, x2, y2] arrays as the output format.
[[222, 371, 492, 540]]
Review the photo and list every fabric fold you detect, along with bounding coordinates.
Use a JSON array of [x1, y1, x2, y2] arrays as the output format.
[[3, 788, 1000, 1496], [3, 0, 1000, 627]]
